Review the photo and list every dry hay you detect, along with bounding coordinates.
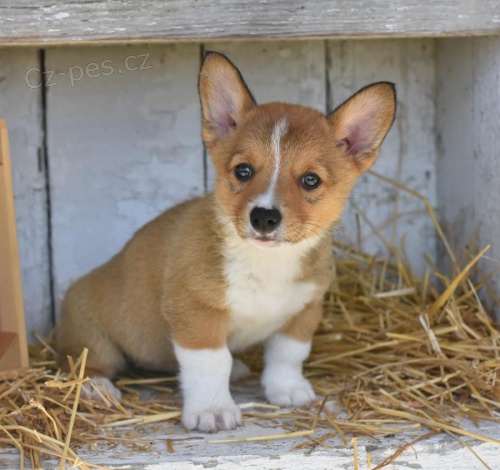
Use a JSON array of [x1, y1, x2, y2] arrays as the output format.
[[1, 171, 500, 469]]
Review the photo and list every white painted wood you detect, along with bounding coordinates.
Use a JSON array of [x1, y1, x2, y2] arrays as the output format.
[[208, 41, 326, 111], [0, 48, 52, 339], [1, 380, 499, 468], [0, 1, 500, 45], [473, 37, 500, 319], [205, 40, 326, 189], [46, 44, 204, 314], [436, 39, 476, 261], [437, 37, 500, 319], [327, 39, 437, 273]]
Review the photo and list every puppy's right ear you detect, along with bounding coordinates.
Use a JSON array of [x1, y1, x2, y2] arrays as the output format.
[[199, 52, 256, 148]]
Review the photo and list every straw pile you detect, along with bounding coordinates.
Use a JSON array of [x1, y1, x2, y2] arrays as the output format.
[[1, 170, 500, 469]]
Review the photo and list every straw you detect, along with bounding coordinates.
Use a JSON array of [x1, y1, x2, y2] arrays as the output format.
[[59, 347, 87, 470]]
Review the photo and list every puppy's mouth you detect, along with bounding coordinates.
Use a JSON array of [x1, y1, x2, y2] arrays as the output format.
[[247, 236, 281, 248]]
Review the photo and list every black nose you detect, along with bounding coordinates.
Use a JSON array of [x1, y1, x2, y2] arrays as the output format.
[[250, 207, 282, 234]]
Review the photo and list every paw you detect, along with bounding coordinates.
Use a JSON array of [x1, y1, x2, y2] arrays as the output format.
[[230, 359, 251, 382], [265, 377, 316, 407], [82, 377, 122, 404], [182, 404, 242, 432]]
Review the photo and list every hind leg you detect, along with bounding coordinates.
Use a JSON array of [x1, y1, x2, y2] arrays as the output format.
[[57, 284, 126, 402]]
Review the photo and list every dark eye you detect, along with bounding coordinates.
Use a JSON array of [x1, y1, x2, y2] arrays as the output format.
[[234, 163, 253, 182], [301, 173, 321, 190]]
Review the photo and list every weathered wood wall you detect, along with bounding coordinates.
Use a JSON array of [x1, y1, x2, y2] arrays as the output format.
[[327, 40, 436, 270], [3, 37, 499, 337], [437, 37, 500, 312], [46, 44, 204, 314]]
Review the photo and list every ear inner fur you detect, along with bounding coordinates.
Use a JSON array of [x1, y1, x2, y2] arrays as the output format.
[[327, 82, 396, 173], [199, 52, 256, 148]]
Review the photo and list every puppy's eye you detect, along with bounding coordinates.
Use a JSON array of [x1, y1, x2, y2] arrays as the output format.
[[234, 163, 253, 182], [301, 173, 321, 190]]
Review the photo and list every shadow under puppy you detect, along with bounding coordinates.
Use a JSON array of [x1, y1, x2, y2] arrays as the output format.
[[57, 51, 396, 432]]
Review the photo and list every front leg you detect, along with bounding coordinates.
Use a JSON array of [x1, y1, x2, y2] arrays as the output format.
[[262, 301, 322, 407], [174, 343, 242, 432], [169, 298, 242, 432]]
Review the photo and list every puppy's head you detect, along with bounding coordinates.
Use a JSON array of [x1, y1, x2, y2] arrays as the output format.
[[199, 52, 396, 248]]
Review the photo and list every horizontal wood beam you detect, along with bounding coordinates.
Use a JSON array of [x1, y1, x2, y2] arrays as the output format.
[[1, 1, 500, 45]]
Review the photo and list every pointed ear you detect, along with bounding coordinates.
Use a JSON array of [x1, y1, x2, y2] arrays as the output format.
[[198, 51, 256, 148], [327, 82, 396, 173]]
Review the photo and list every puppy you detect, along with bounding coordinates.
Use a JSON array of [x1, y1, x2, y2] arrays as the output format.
[[57, 51, 396, 432]]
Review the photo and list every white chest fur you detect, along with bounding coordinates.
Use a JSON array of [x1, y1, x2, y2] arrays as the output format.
[[223, 237, 319, 352]]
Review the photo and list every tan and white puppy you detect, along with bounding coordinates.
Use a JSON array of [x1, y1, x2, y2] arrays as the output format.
[[57, 51, 396, 432]]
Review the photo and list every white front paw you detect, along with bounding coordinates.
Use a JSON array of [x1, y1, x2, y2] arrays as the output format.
[[174, 344, 242, 432], [182, 403, 242, 432], [265, 377, 316, 407]]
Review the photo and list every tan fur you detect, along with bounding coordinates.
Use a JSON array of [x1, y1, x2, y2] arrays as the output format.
[[58, 195, 230, 375], [57, 52, 396, 382]]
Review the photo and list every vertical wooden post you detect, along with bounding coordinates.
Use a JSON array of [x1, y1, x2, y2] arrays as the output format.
[[0, 119, 29, 372]]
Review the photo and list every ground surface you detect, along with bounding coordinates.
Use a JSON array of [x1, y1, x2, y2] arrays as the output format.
[[1, 379, 499, 469]]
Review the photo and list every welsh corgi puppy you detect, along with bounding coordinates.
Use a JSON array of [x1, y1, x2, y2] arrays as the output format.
[[57, 51, 396, 432]]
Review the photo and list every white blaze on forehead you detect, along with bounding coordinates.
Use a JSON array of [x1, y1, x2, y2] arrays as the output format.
[[255, 118, 288, 208]]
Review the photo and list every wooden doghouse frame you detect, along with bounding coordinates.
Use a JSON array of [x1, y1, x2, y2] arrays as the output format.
[[0, 120, 29, 373]]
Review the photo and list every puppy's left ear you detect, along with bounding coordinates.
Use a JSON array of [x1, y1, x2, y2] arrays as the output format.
[[327, 82, 396, 174], [199, 51, 256, 149]]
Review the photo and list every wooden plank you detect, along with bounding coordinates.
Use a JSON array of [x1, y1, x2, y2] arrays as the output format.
[[473, 37, 500, 320], [0, 332, 21, 371], [0, 120, 29, 371], [327, 39, 437, 273], [0, 48, 52, 340], [436, 38, 476, 270], [437, 37, 500, 319], [46, 44, 204, 314], [205, 40, 326, 189], [0, 332, 16, 359], [0, 1, 499, 45]]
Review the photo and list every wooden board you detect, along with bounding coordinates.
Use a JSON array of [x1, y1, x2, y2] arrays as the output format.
[[472, 37, 500, 316], [0, 1, 499, 45], [327, 39, 437, 273], [436, 38, 476, 270], [437, 37, 500, 317], [0, 333, 23, 373], [0, 120, 29, 371], [46, 44, 204, 314], [0, 48, 52, 340]]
